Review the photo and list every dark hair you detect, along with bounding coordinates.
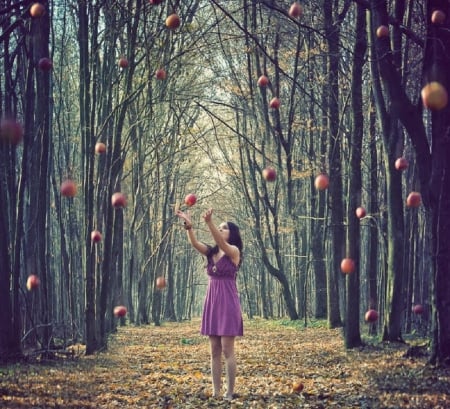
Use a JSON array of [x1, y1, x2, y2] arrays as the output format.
[[207, 221, 243, 256]]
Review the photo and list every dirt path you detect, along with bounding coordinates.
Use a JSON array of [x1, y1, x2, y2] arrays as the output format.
[[1, 319, 449, 408]]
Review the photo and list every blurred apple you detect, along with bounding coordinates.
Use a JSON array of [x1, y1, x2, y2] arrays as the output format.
[[91, 230, 102, 243], [95, 142, 106, 154], [289, 2, 303, 18], [365, 309, 379, 323], [0, 118, 24, 145], [394, 157, 408, 171], [118, 57, 129, 68], [431, 10, 446, 24], [269, 97, 281, 109], [166, 13, 181, 29], [257, 75, 269, 87], [30, 2, 45, 17], [60, 179, 77, 197], [113, 305, 127, 318], [412, 304, 424, 315], [155, 68, 167, 80], [111, 192, 127, 208], [156, 276, 166, 289], [38, 57, 53, 71], [355, 207, 366, 219], [341, 258, 355, 274], [421, 81, 448, 110], [292, 381, 304, 393], [406, 191, 421, 208], [184, 193, 197, 206], [262, 166, 277, 182], [26, 274, 40, 291], [149, 0, 163, 4], [314, 174, 329, 190], [376, 25, 389, 38]]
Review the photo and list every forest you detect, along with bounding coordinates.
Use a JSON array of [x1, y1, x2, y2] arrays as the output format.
[[1, 0, 450, 381]]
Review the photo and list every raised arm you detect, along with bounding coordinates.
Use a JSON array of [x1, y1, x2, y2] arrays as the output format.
[[175, 209, 209, 255], [203, 209, 240, 266]]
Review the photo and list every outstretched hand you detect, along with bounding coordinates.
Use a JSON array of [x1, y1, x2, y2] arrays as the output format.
[[203, 208, 213, 223], [175, 208, 192, 225]]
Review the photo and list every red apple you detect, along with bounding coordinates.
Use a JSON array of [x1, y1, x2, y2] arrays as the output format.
[[111, 192, 127, 208], [166, 13, 181, 30], [156, 276, 166, 289], [341, 257, 355, 274], [394, 157, 408, 171], [95, 142, 106, 154], [412, 304, 424, 315], [0, 118, 24, 145], [376, 25, 389, 38], [26, 274, 40, 291], [257, 75, 269, 87], [421, 82, 448, 111], [113, 305, 127, 318], [314, 174, 329, 191], [149, 0, 163, 4], [38, 57, 53, 71], [431, 10, 446, 25], [118, 57, 129, 68], [155, 68, 167, 80], [262, 166, 277, 182], [365, 309, 379, 323], [30, 2, 45, 17], [355, 207, 366, 219], [292, 380, 304, 393], [184, 193, 197, 207], [91, 230, 102, 243], [406, 191, 421, 208], [289, 2, 303, 18], [60, 179, 77, 197], [269, 97, 281, 109]]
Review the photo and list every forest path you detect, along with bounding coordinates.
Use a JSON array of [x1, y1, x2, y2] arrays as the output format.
[[1, 319, 449, 408]]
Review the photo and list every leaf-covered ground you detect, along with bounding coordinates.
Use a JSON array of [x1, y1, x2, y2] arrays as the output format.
[[1, 318, 450, 408]]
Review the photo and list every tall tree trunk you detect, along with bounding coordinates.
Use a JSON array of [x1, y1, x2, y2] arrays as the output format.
[[344, 3, 366, 348]]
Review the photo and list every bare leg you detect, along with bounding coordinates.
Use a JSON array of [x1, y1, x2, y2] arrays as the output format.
[[221, 336, 236, 399], [209, 336, 222, 397]]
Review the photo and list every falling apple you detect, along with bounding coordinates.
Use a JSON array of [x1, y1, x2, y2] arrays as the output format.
[[355, 207, 366, 219], [406, 191, 421, 208], [257, 75, 269, 87], [118, 57, 129, 68], [184, 193, 197, 207], [421, 81, 448, 110], [376, 25, 389, 38], [166, 13, 181, 30], [113, 305, 127, 318], [365, 309, 379, 323], [412, 304, 424, 315], [156, 276, 167, 289], [314, 174, 329, 191], [394, 157, 408, 171], [0, 118, 24, 145], [111, 192, 127, 208], [262, 166, 277, 182], [91, 230, 102, 243], [30, 2, 45, 17], [288, 2, 303, 19], [26, 274, 40, 291], [431, 10, 446, 25], [60, 179, 77, 197], [38, 57, 53, 71], [269, 97, 281, 109], [155, 68, 167, 80], [340, 257, 355, 274], [95, 142, 106, 154]]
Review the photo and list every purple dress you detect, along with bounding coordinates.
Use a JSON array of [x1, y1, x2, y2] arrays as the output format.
[[200, 254, 243, 337]]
